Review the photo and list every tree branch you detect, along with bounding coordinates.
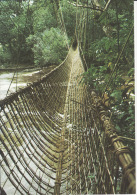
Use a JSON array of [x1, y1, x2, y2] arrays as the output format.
[[103, 0, 112, 11], [67, 1, 103, 12], [68, 0, 112, 13]]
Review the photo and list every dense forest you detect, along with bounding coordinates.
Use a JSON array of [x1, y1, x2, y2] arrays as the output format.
[[0, 0, 135, 156]]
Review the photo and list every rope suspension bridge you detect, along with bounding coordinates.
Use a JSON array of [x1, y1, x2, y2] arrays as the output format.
[[0, 1, 135, 194], [0, 45, 135, 194]]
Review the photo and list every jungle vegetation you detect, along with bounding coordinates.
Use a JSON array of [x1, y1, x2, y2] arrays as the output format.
[[0, 0, 135, 156]]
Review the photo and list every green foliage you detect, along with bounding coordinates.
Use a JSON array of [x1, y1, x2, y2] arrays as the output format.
[[128, 68, 134, 77], [81, 0, 134, 156], [82, 66, 97, 87], [0, 0, 74, 66], [32, 2, 56, 33], [89, 37, 117, 66], [0, 45, 11, 65], [110, 89, 123, 103], [61, 0, 76, 38], [27, 28, 68, 66], [111, 100, 135, 158], [0, 1, 33, 65], [82, 64, 107, 95]]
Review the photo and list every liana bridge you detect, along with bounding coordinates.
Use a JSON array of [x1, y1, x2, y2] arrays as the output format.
[[0, 47, 135, 194]]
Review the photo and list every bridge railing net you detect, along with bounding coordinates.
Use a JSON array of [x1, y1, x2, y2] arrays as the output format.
[[0, 48, 135, 194]]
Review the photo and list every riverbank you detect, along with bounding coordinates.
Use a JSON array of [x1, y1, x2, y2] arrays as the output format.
[[0, 65, 56, 100], [0, 66, 36, 71]]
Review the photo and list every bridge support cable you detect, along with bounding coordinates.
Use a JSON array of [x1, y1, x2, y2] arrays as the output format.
[[58, 1, 70, 50], [52, 0, 69, 50], [103, 23, 134, 94]]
